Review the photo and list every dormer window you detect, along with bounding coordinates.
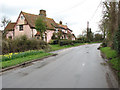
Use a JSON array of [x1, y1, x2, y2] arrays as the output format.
[[21, 15, 24, 20], [19, 25, 23, 31]]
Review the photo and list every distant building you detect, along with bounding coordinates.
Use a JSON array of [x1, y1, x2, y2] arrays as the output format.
[[4, 10, 76, 42]]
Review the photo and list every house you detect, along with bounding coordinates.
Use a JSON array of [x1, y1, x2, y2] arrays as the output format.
[[4, 10, 76, 42], [56, 21, 76, 40]]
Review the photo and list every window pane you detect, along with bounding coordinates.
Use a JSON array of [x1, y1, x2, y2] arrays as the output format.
[[19, 25, 23, 31]]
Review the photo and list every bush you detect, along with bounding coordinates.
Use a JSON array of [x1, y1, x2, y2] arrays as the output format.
[[59, 40, 74, 46], [2, 35, 49, 54], [72, 40, 83, 44], [50, 40, 59, 45], [108, 57, 120, 71]]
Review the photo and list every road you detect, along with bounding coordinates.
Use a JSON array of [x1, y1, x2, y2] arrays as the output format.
[[2, 43, 118, 88]]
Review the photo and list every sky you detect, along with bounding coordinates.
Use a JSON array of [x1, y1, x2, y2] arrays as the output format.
[[0, 0, 103, 37]]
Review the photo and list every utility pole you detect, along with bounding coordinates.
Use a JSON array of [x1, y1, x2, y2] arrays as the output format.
[[87, 21, 89, 29], [87, 21, 90, 42]]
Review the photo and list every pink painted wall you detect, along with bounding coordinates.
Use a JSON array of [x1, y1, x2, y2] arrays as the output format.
[[6, 31, 14, 39], [14, 13, 32, 38], [46, 30, 54, 43]]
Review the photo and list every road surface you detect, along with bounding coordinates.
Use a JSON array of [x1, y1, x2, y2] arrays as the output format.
[[2, 43, 118, 88]]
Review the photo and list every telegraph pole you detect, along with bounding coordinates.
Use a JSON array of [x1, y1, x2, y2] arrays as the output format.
[[87, 21, 89, 41]]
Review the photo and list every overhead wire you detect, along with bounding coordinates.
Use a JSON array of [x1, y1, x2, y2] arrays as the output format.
[[89, 0, 103, 22], [54, 0, 88, 14]]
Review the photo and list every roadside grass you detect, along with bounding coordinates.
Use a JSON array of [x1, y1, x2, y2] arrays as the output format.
[[100, 47, 118, 59], [100, 47, 120, 79], [88, 41, 102, 44], [49, 43, 85, 51], [1, 51, 53, 69]]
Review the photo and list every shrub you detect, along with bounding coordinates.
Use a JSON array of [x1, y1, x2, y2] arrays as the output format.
[[49, 39, 59, 45], [59, 40, 74, 46], [72, 40, 83, 44], [108, 57, 120, 71], [2, 35, 49, 54]]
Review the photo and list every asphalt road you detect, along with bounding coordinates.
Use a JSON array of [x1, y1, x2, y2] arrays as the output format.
[[2, 43, 119, 88]]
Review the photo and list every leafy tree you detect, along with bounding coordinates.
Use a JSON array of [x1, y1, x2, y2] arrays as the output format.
[[67, 33, 72, 40], [51, 33, 58, 40], [57, 30, 63, 40], [94, 34, 103, 41], [87, 28, 93, 42], [35, 16, 46, 40]]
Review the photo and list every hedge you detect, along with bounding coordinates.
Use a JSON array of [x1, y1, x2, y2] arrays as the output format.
[[2, 35, 50, 54]]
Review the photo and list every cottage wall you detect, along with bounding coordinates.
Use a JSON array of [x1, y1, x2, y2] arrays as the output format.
[[46, 30, 54, 43], [6, 31, 14, 39], [14, 25, 32, 38], [14, 13, 32, 38]]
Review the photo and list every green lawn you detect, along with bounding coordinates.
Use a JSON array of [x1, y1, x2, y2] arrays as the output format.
[[100, 47, 120, 78], [1, 51, 52, 69]]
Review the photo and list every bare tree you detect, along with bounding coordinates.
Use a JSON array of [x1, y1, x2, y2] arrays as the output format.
[[99, 1, 118, 47], [1, 16, 11, 30]]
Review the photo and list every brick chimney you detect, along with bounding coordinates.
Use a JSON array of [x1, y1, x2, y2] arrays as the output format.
[[59, 21, 62, 24], [39, 10, 46, 17]]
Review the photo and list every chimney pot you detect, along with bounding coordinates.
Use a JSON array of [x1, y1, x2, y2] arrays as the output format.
[[39, 10, 46, 17], [59, 21, 62, 24]]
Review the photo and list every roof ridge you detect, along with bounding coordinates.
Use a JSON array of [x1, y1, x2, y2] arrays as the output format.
[[22, 11, 39, 16], [10, 22, 16, 24], [47, 17, 53, 20]]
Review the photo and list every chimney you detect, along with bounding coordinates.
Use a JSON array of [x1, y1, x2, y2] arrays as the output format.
[[59, 21, 62, 25], [39, 10, 46, 17], [87, 21, 89, 29]]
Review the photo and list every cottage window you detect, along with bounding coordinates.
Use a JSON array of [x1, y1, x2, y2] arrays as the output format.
[[19, 25, 23, 31], [8, 36, 12, 39], [37, 36, 40, 39]]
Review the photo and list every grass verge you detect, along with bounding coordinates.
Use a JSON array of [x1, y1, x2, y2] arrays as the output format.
[[1, 51, 53, 69], [49, 43, 85, 51], [100, 47, 120, 79]]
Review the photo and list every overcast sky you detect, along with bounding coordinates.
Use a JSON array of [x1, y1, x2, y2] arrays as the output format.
[[0, 0, 103, 37]]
